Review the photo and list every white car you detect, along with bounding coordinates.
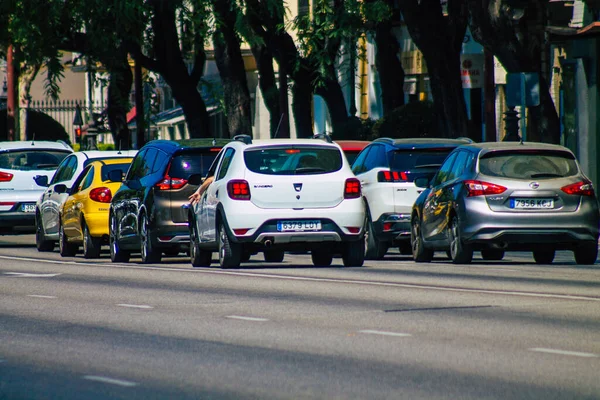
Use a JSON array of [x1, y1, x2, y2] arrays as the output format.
[[188, 135, 366, 268], [0, 141, 73, 235], [35, 149, 138, 251]]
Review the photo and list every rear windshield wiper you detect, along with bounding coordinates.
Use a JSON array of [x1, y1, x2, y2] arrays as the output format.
[[530, 173, 564, 178], [412, 164, 442, 169]]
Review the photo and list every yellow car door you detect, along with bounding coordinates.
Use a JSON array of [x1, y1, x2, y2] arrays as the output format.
[[63, 166, 94, 240]]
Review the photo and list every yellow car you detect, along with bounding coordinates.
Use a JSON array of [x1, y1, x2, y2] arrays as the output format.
[[57, 158, 133, 258]]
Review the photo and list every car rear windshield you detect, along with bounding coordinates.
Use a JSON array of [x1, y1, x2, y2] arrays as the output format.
[[0, 150, 71, 171], [479, 150, 579, 179], [168, 149, 220, 179], [390, 148, 454, 181], [101, 163, 131, 181], [244, 146, 343, 175]]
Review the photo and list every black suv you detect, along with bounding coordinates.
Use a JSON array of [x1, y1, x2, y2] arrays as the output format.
[[352, 137, 473, 259], [109, 139, 228, 263]]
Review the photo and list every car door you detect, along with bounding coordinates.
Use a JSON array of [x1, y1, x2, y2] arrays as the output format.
[[203, 148, 234, 243], [41, 154, 78, 235], [421, 152, 460, 241], [63, 165, 93, 239], [113, 149, 149, 240]]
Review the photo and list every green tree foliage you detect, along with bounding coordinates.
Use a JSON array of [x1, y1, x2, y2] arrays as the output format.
[[371, 101, 439, 140]]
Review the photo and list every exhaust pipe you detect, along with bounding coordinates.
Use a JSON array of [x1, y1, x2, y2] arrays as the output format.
[[264, 238, 274, 247]]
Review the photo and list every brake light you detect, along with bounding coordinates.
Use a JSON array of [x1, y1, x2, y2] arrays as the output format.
[[227, 180, 251, 200], [233, 228, 250, 235], [561, 180, 595, 196], [0, 171, 13, 182], [344, 178, 361, 199], [464, 180, 507, 197], [377, 170, 408, 182], [155, 175, 188, 190], [89, 187, 112, 203]]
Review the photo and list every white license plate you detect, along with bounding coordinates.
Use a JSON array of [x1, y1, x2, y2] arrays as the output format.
[[510, 198, 554, 209], [21, 203, 36, 213], [277, 220, 321, 232]]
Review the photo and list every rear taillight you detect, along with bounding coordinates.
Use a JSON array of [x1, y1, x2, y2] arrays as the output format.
[[561, 180, 595, 196], [377, 170, 408, 182], [0, 171, 13, 182], [344, 178, 361, 199], [464, 180, 507, 197], [227, 180, 251, 200], [89, 187, 112, 203], [155, 175, 188, 190]]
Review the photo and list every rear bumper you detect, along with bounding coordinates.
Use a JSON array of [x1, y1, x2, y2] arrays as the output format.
[[0, 211, 36, 234], [372, 212, 411, 243]]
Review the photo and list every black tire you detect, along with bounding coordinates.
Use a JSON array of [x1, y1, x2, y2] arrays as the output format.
[[35, 214, 54, 252], [241, 250, 252, 262], [190, 220, 212, 267], [342, 239, 365, 267], [365, 213, 388, 260], [398, 241, 412, 255], [264, 250, 285, 262], [218, 222, 241, 269], [82, 222, 101, 259], [574, 241, 598, 265], [411, 217, 433, 263], [110, 213, 130, 263], [140, 213, 162, 264], [481, 249, 505, 261], [58, 223, 78, 257], [311, 249, 333, 266], [533, 249, 555, 264], [449, 215, 472, 264]]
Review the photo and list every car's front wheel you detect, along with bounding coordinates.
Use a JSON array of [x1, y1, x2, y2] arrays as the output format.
[[411, 217, 433, 263], [109, 213, 130, 263], [35, 214, 54, 252], [365, 213, 387, 260], [574, 241, 598, 265], [218, 222, 241, 269], [140, 213, 162, 264], [59, 223, 78, 257], [342, 239, 365, 267], [82, 222, 101, 259], [449, 215, 472, 264]]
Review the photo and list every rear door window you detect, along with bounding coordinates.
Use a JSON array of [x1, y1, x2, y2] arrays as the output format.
[[479, 150, 579, 179], [169, 149, 220, 179], [244, 146, 342, 175]]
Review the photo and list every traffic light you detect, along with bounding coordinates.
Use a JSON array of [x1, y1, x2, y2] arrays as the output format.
[[75, 127, 82, 138]]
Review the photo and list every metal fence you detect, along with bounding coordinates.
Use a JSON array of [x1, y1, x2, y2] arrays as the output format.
[[27, 99, 105, 144]]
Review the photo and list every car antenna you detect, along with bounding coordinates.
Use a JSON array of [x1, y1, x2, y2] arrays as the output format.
[[273, 114, 284, 139], [31, 132, 35, 145]]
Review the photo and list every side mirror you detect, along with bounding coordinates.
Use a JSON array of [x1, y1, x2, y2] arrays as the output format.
[[54, 183, 68, 194], [34, 175, 49, 187], [188, 173, 203, 186], [414, 177, 430, 188], [107, 169, 124, 182]]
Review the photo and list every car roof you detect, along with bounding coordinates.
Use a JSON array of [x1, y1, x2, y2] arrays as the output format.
[[143, 138, 231, 152], [0, 140, 73, 151], [87, 157, 134, 166], [464, 141, 573, 153], [373, 137, 473, 149]]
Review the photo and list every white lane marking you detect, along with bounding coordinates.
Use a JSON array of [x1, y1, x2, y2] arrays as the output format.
[[117, 304, 154, 309], [2, 255, 600, 302], [4, 272, 61, 278], [529, 348, 598, 358], [226, 315, 269, 322], [27, 295, 57, 299], [83, 375, 138, 387], [359, 330, 412, 337]]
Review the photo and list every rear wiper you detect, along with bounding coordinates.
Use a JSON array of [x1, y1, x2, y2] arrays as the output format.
[[412, 164, 442, 169], [530, 173, 564, 178]]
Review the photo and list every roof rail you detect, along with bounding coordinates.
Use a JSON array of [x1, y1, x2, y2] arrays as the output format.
[[373, 137, 394, 144], [313, 133, 333, 143], [456, 136, 474, 143], [233, 134, 252, 145]]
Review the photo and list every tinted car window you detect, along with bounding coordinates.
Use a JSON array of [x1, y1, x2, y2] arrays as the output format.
[[81, 166, 95, 191], [479, 150, 579, 179], [51, 155, 77, 184], [363, 145, 387, 171], [71, 165, 92, 194], [127, 149, 147, 180], [0, 150, 70, 171], [391, 148, 456, 182], [432, 152, 458, 186], [216, 148, 235, 181], [152, 149, 170, 174], [169, 150, 219, 179], [449, 151, 470, 180], [101, 163, 131, 182], [245, 146, 343, 175], [352, 147, 371, 174]]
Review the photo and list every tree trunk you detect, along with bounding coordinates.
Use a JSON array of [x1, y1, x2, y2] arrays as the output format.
[[399, 0, 470, 138], [251, 44, 281, 138], [316, 74, 349, 135], [468, 0, 560, 143], [107, 47, 133, 150], [292, 70, 314, 138], [212, 0, 253, 137], [374, 14, 405, 115]]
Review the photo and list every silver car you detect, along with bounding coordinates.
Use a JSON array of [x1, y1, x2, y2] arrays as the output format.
[[411, 142, 599, 265]]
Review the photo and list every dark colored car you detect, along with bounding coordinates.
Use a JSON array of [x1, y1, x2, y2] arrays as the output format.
[[411, 141, 599, 265], [109, 139, 228, 263], [352, 137, 473, 259]]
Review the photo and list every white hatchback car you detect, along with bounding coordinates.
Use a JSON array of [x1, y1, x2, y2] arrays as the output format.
[[188, 135, 366, 268], [35, 150, 137, 251], [0, 141, 73, 235]]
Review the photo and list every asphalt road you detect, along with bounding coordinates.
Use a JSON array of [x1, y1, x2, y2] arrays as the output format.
[[1, 235, 599, 399]]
